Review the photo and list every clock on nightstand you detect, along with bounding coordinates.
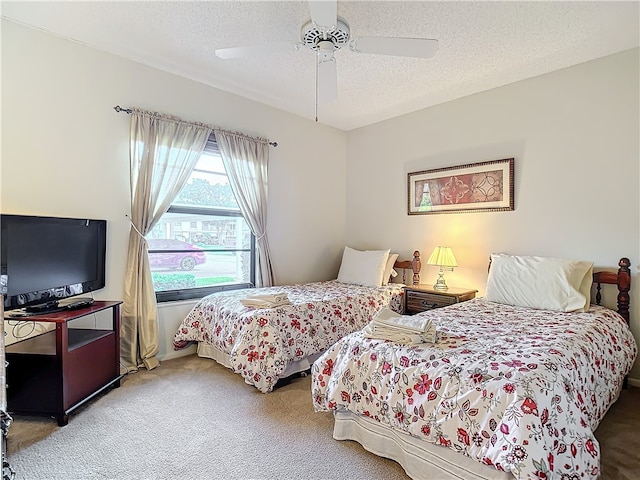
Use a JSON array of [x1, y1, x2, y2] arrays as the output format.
[[404, 285, 478, 315]]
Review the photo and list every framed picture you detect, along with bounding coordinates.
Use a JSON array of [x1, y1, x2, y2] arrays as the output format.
[[408, 158, 514, 215]]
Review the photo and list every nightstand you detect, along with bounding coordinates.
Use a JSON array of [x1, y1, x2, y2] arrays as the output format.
[[404, 285, 478, 315]]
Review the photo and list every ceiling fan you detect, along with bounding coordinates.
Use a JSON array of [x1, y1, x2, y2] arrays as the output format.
[[214, 0, 439, 119]]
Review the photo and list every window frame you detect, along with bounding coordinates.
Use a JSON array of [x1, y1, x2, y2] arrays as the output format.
[[151, 135, 256, 303]]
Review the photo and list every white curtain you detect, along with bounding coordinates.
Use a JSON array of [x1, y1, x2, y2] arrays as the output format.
[[214, 130, 275, 287], [121, 109, 211, 371]]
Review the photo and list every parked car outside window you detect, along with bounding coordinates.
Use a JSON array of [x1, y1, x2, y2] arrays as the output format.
[[147, 239, 206, 271]]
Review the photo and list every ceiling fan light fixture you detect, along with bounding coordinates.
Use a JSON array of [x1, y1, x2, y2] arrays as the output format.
[[301, 17, 350, 52]]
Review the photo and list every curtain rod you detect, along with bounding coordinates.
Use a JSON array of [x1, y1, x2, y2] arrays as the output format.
[[113, 105, 278, 147]]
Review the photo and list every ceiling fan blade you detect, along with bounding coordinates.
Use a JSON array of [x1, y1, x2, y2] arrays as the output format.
[[350, 37, 439, 58], [308, 0, 337, 30], [215, 42, 298, 59], [317, 58, 337, 103]]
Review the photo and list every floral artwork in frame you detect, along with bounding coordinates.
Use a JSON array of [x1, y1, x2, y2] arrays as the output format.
[[408, 158, 514, 215]]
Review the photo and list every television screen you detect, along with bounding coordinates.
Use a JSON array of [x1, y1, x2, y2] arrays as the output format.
[[0, 214, 107, 312]]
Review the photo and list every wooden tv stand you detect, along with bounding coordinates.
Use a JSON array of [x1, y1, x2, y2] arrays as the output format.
[[4, 301, 124, 426]]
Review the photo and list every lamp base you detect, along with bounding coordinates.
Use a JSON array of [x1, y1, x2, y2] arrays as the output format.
[[433, 269, 449, 290]]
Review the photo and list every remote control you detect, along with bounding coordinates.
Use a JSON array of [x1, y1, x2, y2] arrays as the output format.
[[66, 298, 95, 310]]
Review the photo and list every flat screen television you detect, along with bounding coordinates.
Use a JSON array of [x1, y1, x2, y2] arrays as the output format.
[[0, 214, 107, 313]]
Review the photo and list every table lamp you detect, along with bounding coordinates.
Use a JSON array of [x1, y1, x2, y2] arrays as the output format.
[[427, 246, 457, 290]]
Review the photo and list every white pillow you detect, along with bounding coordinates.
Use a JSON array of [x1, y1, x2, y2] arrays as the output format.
[[486, 254, 594, 312], [578, 264, 593, 311], [382, 253, 399, 286], [337, 247, 390, 288]]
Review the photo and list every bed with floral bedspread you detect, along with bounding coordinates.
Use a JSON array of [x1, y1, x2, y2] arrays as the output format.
[[174, 280, 405, 393], [311, 298, 637, 479]]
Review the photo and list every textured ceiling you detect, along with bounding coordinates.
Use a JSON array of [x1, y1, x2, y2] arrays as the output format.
[[2, 1, 639, 131]]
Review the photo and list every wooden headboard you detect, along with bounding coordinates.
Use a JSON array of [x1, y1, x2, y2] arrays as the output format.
[[593, 257, 631, 324], [394, 251, 421, 285]]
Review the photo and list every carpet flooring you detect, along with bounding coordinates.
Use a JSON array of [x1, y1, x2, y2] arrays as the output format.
[[5, 354, 640, 480]]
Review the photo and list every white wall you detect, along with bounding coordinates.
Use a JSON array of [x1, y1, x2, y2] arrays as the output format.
[[1, 20, 347, 356], [345, 49, 640, 380]]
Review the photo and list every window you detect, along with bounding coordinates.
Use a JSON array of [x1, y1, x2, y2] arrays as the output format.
[[147, 136, 255, 302]]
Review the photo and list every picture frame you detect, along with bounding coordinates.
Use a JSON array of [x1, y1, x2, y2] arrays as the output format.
[[408, 158, 514, 215]]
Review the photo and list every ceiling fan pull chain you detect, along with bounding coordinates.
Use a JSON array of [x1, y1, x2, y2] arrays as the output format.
[[315, 53, 319, 122]]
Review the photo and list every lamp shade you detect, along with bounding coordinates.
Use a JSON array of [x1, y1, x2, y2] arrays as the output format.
[[427, 246, 457, 268]]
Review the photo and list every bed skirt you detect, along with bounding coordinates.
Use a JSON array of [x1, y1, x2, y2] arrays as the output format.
[[197, 342, 323, 383], [332, 410, 512, 480]]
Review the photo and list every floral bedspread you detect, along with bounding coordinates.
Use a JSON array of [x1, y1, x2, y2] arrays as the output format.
[[174, 280, 405, 393], [311, 298, 637, 479]]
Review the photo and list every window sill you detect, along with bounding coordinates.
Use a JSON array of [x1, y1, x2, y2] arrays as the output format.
[[155, 283, 254, 303]]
